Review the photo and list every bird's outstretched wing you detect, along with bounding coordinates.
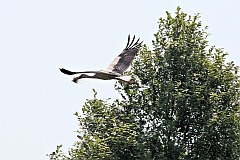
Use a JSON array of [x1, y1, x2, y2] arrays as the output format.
[[105, 35, 142, 75]]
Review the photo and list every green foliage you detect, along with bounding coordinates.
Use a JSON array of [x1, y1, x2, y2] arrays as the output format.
[[49, 7, 240, 160], [71, 90, 141, 160]]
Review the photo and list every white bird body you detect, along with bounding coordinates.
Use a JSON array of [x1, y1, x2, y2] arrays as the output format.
[[60, 35, 142, 84]]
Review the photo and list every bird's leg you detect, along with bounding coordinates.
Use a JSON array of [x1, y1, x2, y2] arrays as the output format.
[[72, 76, 81, 83]]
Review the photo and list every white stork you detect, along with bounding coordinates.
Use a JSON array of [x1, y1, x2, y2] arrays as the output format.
[[59, 35, 142, 84]]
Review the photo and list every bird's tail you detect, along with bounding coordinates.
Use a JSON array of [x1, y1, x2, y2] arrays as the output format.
[[59, 68, 79, 75]]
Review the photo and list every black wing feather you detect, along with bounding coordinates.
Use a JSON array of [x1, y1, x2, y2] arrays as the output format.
[[105, 35, 142, 75], [127, 35, 135, 49], [125, 34, 131, 49]]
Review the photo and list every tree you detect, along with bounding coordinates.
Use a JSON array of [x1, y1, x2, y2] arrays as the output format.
[[49, 7, 240, 160]]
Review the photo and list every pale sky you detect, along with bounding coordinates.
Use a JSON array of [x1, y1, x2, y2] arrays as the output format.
[[1, 1, 240, 159]]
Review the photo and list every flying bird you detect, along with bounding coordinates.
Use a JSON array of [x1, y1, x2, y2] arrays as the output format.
[[60, 35, 142, 84]]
